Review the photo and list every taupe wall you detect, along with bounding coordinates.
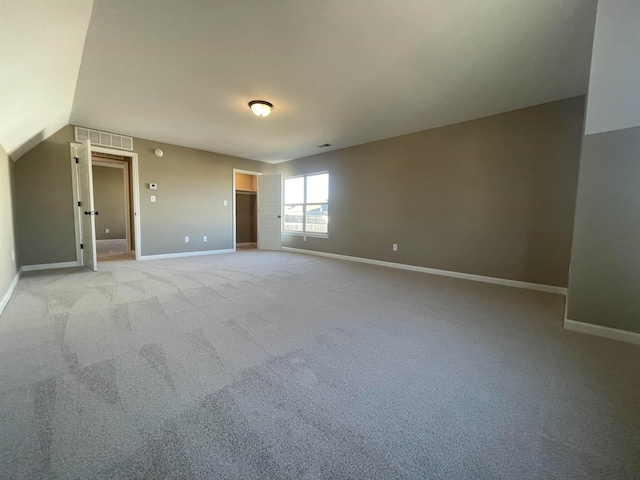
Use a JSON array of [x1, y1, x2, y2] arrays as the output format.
[[566, 127, 640, 333], [0, 143, 18, 308], [566, 0, 640, 335], [14, 125, 270, 265], [276, 97, 585, 288], [93, 165, 126, 240], [14, 127, 77, 265], [135, 137, 268, 256]]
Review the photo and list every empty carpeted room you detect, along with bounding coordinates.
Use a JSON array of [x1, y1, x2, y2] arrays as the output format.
[[1, 1, 639, 478]]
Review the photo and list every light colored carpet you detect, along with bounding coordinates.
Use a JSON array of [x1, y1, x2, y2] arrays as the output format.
[[0, 250, 638, 479], [96, 238, 127, 257]]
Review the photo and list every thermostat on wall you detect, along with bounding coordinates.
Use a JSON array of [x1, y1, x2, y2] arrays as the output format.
[[149, 183, 157, 190]]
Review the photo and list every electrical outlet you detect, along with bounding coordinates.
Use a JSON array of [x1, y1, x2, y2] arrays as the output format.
[[223, 200, 228, 206], [203, 236, 207, 242], [150, 195, 156, 202], [105, 228, 109, 234], [185, 236, 189, 243], [392, 243, 398, 251]]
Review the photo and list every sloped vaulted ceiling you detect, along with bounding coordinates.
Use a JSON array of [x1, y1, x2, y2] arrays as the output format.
[[0, 0, 93, 160], [3, 0, 597, 163]]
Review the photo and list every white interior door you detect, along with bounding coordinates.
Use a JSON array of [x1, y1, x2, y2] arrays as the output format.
[[76, 140, 98, 271], [257, 174, 282, 251]]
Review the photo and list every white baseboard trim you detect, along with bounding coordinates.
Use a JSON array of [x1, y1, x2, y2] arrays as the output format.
[[0, 271, 20, 317], [564, 319, 640, 345], [139, 249, 234, 261], [21, 261, 81, 272], [282, 247, 567, 295]]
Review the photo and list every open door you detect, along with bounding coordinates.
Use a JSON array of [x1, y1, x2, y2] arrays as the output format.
[[257, 174, 282, 251], [76, 140, 98, 271]]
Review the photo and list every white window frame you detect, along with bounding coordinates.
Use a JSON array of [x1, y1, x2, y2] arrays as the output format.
[[283, 171, 329, 237]]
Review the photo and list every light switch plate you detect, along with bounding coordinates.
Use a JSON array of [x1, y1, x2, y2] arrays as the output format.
[[150, 195, 156, 202]]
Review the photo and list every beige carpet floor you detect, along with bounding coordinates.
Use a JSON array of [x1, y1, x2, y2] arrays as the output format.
[[96, 238, 128, 258], [0, 250, 638, 479]]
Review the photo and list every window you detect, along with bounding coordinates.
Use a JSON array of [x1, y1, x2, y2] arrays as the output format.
[[283, 172, 328, 235]]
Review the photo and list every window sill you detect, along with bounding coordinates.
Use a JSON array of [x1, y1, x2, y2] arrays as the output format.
[[282, 232, 329, 239]]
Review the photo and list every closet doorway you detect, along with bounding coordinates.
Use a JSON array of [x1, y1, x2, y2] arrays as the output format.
[[233, 170, 259, 250]]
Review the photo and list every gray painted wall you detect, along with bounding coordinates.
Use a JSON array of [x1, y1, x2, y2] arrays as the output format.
[[14, 127, 78, 265], [0, 143, 18, 308], [566, 0, 640, 335], [134, 136, 269, 256], [93, 165, 126, 240], [14, 125, 270, 265], [566, 127, 640, 333], [276, 97, 585, 288]]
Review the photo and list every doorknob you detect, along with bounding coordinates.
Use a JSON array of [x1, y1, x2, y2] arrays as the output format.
[[277, 215, 281, 218], [84, 211, 99, 216]]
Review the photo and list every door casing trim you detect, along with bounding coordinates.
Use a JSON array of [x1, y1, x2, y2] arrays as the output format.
[[70, 143, 141, 267]]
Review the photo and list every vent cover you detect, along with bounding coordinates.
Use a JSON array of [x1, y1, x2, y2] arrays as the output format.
[[75, 126, 133, 151]]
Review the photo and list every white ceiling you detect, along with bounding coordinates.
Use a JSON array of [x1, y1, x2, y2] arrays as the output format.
[[4, 0, 598, 163], [0, 0, 93, 159]]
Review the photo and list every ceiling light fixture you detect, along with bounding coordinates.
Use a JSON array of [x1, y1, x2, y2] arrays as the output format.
[[248, 100, 273, 117]]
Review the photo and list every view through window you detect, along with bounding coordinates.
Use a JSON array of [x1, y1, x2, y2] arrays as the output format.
[[283, 172, 328, 234]]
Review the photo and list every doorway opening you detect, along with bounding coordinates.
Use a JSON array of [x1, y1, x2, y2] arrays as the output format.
[[71, 142, 141, 271], [232, 170, 283, 252], [233, 170, 259, 250], [92, 153, 135, 262]]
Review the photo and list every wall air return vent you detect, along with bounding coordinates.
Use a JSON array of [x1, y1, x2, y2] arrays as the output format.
[[74, 126, 133, 151]]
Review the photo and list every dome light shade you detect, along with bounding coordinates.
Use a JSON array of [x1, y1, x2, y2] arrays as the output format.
[[249, 100, 273, 117]]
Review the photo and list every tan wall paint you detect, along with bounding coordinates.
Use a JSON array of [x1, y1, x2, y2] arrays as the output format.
[[14, 126, 78, 265], [93, 165, 126, 240], [567, 126, 640, 333], [0, 143, 18, 306], [235, 172, 257, 192], [135, 137, 268, 256], [566, 1, 640, 335], [276, 97, 585, 288], [14, 125, 271, 265]]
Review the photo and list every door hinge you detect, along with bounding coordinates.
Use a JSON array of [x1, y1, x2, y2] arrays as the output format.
[[77, 201, 81, 207], [80, 243, 84, 250], [75, 157, 79, 164]]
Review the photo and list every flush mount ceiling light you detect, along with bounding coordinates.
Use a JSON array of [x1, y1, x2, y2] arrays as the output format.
[[248, 100, 273, 117]]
